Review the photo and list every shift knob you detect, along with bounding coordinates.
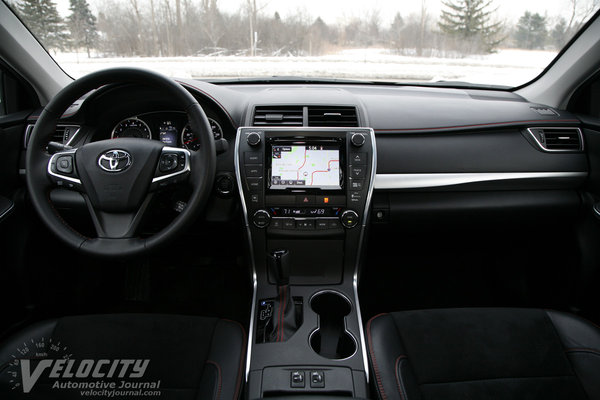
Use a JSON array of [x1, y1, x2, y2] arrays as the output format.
[[268, 249, 290, 286]]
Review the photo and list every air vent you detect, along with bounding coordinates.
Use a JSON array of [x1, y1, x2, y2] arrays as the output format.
[[253, 106, 303, 126], [527, 127, 583, 152], [307, 106, 358, 127], [24, 124, 80, 148]]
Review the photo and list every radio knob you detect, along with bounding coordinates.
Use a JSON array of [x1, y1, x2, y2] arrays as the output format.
[[247, 132, 261, 146], [351, 133, 365, 147], [252, 209, 271, 228], [340, 210, 359, 228]]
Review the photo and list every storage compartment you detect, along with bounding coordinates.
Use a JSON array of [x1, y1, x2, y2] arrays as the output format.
[[309, 291, 357, 360]]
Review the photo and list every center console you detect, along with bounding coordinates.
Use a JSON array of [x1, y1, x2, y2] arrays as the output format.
[[235, 127, 376, 398]]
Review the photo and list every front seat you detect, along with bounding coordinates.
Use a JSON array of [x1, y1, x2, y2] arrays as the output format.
[[367, 308, 600, 400], [0, 314, 245, 399]]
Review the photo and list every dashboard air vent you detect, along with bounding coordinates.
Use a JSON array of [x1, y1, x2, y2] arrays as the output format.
[[307, 106, 358, 127], [253, 106, 303, 126], [527, 127, 583, 152], [24, 124, 81, 148]]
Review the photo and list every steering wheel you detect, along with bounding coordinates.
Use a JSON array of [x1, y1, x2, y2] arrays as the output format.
[[26, 68, 216, 257]]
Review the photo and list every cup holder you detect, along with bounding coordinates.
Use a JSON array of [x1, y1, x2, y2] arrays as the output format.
[[309, 291, 357, 360]]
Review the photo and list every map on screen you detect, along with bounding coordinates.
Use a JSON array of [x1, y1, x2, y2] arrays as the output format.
[[270, 145, 341, 189]]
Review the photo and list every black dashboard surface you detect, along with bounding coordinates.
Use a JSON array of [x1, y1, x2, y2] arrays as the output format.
[[26, 80, 589, 201]]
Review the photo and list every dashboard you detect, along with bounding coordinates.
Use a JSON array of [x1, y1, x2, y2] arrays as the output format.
[[24, 78, 590, 226]]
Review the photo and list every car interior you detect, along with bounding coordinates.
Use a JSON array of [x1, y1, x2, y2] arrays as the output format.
[[1, 1, 600, 399]]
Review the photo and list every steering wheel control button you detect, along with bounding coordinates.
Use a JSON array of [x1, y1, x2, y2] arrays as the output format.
[[253, 210, 271, 228], [351, 152, 367, 165], [98, 149, 132, 173], [341, 210, 359, 228], [291, 371, 305, 388], [351, 133, 366, 147], [159, 153, 179, 172], [56, 155, 73, 174], [247, 132, 262, 146]]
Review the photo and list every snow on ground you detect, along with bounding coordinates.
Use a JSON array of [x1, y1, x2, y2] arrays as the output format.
[[53, 48, 557, 87]]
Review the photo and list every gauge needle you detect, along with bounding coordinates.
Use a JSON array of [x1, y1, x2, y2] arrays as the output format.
[[185, 138, 198, 144]]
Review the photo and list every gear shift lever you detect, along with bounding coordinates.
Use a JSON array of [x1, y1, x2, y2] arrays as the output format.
[[269, 249, 290, 286], [266, 249, 300, 342]]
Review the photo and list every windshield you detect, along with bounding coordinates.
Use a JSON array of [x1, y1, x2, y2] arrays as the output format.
[[6, 0, 600, 87]]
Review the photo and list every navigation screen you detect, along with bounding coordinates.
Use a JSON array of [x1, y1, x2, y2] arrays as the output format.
[[270, 144, 341, 190]]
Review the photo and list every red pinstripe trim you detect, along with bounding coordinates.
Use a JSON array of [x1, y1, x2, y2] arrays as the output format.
[[374, 119, 579, 133]]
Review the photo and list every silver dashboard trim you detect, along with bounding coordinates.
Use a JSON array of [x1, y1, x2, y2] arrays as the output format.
[[353, 127, 376, 383], [374, 172, 587, 190], [47, 149, 81, 184], [151, 147, 191, 183], [234, 128, 256, 382]]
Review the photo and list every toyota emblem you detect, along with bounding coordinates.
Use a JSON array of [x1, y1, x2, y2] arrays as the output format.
[[98, 150, 132, 172]]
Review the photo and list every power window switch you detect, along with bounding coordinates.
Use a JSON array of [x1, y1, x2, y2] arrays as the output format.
[[291, 371, 305, 388], [310, 370, 325, 388]]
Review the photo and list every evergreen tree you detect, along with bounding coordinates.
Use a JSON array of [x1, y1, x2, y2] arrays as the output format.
[[550, 18, 568, 49], [515, 11, 547, 49], [67, 0, 98, 57], [438, 0, 503, 53], [389, 12, 405, 51], [16, 0, 68, 51]]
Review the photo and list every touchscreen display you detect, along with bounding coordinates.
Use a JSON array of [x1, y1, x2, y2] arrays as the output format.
[[270, 144, 341, 190]]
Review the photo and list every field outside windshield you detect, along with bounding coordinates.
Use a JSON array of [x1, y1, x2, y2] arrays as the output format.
[[6, 0, 600, 86]]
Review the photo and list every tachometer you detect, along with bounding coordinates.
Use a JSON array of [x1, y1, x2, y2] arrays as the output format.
[[181, 118, 223, 151], [111, 117, 152, 139]]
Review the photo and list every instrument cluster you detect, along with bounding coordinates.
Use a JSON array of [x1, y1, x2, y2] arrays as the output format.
[[110, 111, 224, 151]]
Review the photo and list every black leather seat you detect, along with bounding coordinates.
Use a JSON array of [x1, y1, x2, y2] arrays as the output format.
[[0, 314, 246, 399], [367, 308, 600, 400]]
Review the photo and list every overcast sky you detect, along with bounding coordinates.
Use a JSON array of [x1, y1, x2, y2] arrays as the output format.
[[55, 0, 592, 27]]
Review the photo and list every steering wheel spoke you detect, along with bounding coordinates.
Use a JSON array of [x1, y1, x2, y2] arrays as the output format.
[[47, 149, 84, 191], [150, 146, 192, 191], [85, 194, 154, 238]]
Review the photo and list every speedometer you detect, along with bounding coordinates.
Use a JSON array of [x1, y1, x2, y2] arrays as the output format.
[[111, 117, 152, 139], [181, 118, 223, 151]]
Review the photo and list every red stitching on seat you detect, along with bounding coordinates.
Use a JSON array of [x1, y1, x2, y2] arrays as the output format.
[[394, 355, 408, 400], [367, 313, 390, 400], [205, 360, 222, 400]]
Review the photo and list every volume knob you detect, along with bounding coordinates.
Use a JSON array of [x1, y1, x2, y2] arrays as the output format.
[[351, 133, 365, 147], [247, 132, 261, 146]]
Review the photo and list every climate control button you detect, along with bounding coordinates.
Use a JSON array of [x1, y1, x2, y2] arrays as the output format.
[[252, 209, 271, 228], [340, 210, 359, 228]]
